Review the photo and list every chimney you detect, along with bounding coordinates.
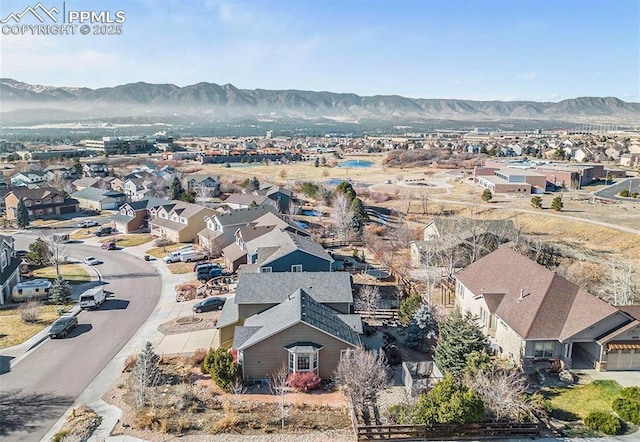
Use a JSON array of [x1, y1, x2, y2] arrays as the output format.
[[518, 288, 525, 301]]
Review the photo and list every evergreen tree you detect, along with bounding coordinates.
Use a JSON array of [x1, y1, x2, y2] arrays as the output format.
[[435, 309, 489, 377], [16, 200, 30, 229], [530, 195, 543, 209], [72, 158, 84, 178], [249, 176, 260, 191], [350, 197, 368, 229], [180, 191, 196, 203], [551, 196, 563, 211], [202, 348, 241, 392], [335, 181, 357, 201], [398, 292, 422, 327], [50, 275, 72, 304], [314, 157, 320, 167], [25, 238, 52, 266], [481, 188, 493, 203], [170, 176, 185, 200], [405, 304, 438, 351]]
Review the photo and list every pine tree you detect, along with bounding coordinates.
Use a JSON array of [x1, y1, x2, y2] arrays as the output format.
[[16, 200, 30, 229], [170, 176, 185, 200], [133, 341, 162, 407], [50, 275, 72, 304], [398, 293, 422, 326], [410, 375, 485, 425], [249, 176, 260, 191], [405, 304, 438, 351], [202, 348, 241, 392], [350, 197, 368, 230], [72, 158, 84, 178], [25, 238, 52, 266], [481, 189, 493, 203], [314, 157, 320, 167], [434, 309, 489, 377], [530, 195, 543, 209], [551, 196, 563, 211]]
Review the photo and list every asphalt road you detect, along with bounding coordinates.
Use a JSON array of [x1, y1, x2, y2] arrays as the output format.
[[593, 177, 640, 201], [0, 232, 161, 441]]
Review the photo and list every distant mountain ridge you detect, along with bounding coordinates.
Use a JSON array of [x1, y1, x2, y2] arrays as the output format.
[[1, 78, 638, 124]]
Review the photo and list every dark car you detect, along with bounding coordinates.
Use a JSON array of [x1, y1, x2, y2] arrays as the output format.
[[101, 241, 117, 250], [193, 261, 221, 272], [48, 316, 78, 338], [94, 226, 113, 237], [193, 297, 225, 313]]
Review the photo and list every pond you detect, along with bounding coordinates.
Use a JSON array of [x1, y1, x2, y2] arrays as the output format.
[[301, 209, 321, 216], [338, 160, 374, 168], [294, 220, 308, 229], [367, 269, 391, 279]]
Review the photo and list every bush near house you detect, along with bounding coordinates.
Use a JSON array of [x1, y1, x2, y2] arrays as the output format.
[[287, 372, 322, 392], [612, 397, 640, 425], [583, 411, 622, 435]]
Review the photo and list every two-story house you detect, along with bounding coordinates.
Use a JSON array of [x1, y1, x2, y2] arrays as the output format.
[[4, 187, 79, 221], [216, 272, 362, 380], [83, 162, 109, 178], [123, 171, 168, 201], [44, 165, 78, 182], [149, 201, 218, 243], [454, 247, 640, 371], [0, 235, 22, 305], [237, 228, 333, 274], [71, 187, 127, 211], [10, 171, 48, 187], [111, 198, 172, 234], [224, 184, 293, 214], [185, 174, 221, 197]]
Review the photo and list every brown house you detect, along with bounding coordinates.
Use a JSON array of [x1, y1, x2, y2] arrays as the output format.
[[111, 198, 171, 234], [4, 187, 78, 220]]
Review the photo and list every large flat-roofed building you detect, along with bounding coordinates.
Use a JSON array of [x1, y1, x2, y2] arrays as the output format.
[[84, 137, 148, 154], [474, 167, 546, 194]]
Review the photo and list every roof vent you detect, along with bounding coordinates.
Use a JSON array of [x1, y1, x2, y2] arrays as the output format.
[[518, 288, 526, 302]]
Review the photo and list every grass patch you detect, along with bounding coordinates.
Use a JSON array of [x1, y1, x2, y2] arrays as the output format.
[[0, 304, 62, 349], [544, 380, 623, 421], [70, 228, 99, 240], [30, 219, 61, 227], [101, 234, 154, 248], [167, 262, 195, 274], [145, 243, 185, 259], [32, 264, 91, 283]]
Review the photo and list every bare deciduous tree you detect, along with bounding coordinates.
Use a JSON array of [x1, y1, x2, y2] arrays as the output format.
[[355, 285, 381, 314], [45, 233, 68, 277], [334, 346, 389, 413], [269, 364, 290, 430], [331, 192, 354, 241], [609, 258, 639, 305]]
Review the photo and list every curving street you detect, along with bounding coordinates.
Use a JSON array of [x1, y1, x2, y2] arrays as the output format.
[[0, 231, 162, 441]]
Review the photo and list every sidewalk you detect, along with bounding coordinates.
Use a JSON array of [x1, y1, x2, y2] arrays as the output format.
[[41, 236, 217, 442]]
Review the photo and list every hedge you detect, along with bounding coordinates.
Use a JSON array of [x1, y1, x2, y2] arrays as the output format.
[[612, 397, 640, 425], [584, 411, 622, 435]]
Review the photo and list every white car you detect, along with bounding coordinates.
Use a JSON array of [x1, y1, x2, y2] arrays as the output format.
[[83, 256, 100, 266], [78, 220, 99, 228]]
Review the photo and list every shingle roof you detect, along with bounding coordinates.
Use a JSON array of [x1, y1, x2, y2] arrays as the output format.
[[455, 247, 621, 341], [241, 229, 333, 270], [213, 206, 278, 227], [217, 296, 240, 328], [234, 272, 353, 304], [73, 177, 102, 188], [124, 197, 172, 211], [252, 212, 308, 236], [225, 193, 272, 207], [71, 187, 124, 202], [7, 186, 63, 200], [233, 288, 361, 350]]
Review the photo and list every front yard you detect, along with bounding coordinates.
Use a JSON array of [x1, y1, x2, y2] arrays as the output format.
[[145, 243, 185, 259], [543, 380, 623, 421], [70, 228, 99, 240], [32, 264, 91, 283], [0, 304, 65, 349], [100, 234, 154, 248]]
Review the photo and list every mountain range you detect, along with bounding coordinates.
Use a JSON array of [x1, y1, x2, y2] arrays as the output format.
[[1, 78, 638, 125]]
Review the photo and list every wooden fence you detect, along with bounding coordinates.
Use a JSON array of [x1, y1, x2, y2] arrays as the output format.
[[356, 421, 541, 441], [355, 309, 398, 320]]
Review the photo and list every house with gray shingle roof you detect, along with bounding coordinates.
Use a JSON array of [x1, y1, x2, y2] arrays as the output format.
[[455, 247, 640, 372], [217, 272, 360, 380], [71, 187, 126, 211], [149, 200, 219, 243], [111, 197, 171, 234]]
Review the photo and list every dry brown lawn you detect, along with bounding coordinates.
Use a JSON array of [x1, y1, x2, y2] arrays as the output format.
[[0, 304, 62, 349], [32, 264, 91, 283]]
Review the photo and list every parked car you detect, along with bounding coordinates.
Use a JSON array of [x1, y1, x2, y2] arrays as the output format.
[[193, 262, 221, 272], [84, 256, 100, 265], [94, 226, 113, 237], [101, 241, 117, 250], [193, 297, 225, 313], [48, 316, 78, 338], [197, 267, 231, 281], [78, 220, 99, 228]]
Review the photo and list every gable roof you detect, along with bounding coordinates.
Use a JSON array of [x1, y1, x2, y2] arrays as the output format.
[[212, 206, 278, 227], [232, 288, 361, 350], [186, 174, 221, 184], [235, 272, 353, 304], [242, 229, 333, 270], [71, 187, 124, 202], [225, 193, 272, 207], [73, 177, 102, 188], [252, 212, 308, 236], [6, 186, 63, 200], [123, 197, 172, 211], [456, 247, 621, 341]]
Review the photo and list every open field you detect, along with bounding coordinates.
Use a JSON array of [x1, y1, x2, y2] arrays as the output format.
[[32, 264, 91, 283], [0, 304, 62, 349]]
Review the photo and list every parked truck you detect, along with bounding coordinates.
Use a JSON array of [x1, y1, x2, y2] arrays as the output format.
[[79, 286, 106, 310], [163, 249, 208, 263]]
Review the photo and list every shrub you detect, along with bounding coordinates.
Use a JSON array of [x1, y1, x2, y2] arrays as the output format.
[[287, 372, 321, 392], [123, 354, 138, 372], [202, 348, 241, 392], [620, 386, 640, 401], [190, 348, 207, 367], [619, 189, 630, 198], [584, 411, 622, 435], [612, 397, 640, 425], [20, 300, 42, 323]]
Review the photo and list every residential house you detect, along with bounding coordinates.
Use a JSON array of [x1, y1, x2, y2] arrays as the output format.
[[44, 165, 77, 181], [103, 176, 124, 192], [256, 184, 292, 214], [185, 174, 221, 197], [123, 171, 167, 201], [234, 228, 333, 274], [222, 212, 310, 271], [83, 162, 109, 178], [224, 193, 276, 211], [620, 154, 640, 169], [454, 247, 639, 371], [149, 201, 218, 243], [224, 184, 293, 214], [0, 235, 21, 305], [197, 206, 279, 254], [10, 171, 48, 187], [111, 198, 171, 234], [216, 272, 362, 379], [4, 187, 78, 220], [71, 188, 127, 211], [72, 177, 105, 191]]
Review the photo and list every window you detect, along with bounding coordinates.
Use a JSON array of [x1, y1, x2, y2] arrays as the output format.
[[261, 267, 272, 273], [287, 349, 319, 373], [534, 341, 554, 358], [36, 200, 41, 205], [489, 314, 497, 330], [44, 198, 51, 204], [24, 201, 31, 207], [291, 264, 302, 272], [54, 197, 62, 203], [297, 354, 310, 371]]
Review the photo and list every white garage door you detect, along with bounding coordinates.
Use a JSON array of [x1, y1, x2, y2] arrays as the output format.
[[607, 346, 640, 371]]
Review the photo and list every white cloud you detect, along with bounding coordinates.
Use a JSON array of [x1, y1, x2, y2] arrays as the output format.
[[550, 92, 560, 99]]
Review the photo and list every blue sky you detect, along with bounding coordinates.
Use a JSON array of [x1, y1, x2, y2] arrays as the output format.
[[1, 0, 638, 101]]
